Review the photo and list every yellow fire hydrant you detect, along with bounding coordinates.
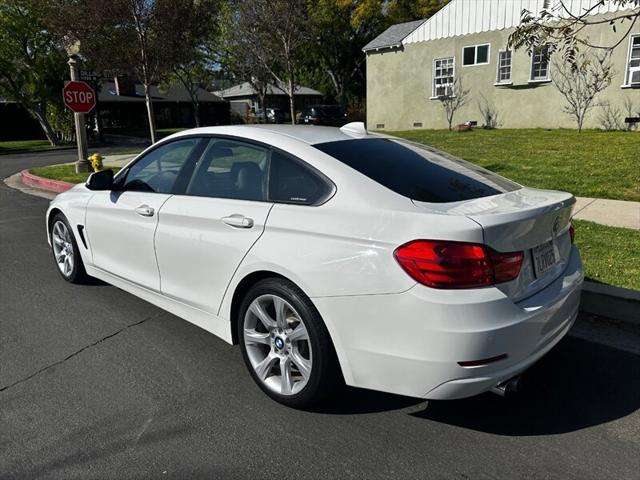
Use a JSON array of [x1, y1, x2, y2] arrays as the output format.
[[89, 153, 103, 172]]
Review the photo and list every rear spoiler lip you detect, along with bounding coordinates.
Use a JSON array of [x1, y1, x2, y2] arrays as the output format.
[[411, 187, 576, 220]]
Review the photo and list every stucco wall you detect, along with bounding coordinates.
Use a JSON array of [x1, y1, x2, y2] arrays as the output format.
[[366, 14, 640, 130]]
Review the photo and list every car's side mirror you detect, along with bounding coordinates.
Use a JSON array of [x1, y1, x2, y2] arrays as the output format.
[[86, 169, 114, 191]]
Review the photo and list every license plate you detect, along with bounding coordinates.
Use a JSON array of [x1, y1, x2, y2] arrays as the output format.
[[532, 240, 557, 277]]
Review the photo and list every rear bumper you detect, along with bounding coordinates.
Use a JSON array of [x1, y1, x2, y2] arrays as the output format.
[[313, 245, 584, 399]]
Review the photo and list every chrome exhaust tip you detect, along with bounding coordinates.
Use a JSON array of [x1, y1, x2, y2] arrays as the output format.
[[490, 375, 522, 397]]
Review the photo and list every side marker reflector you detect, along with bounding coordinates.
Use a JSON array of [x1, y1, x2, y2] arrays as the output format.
[[458, 354, 508, 367]]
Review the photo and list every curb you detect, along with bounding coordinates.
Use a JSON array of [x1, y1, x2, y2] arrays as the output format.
[[20, 169, 73, 193], [580, 281, 640, 326]]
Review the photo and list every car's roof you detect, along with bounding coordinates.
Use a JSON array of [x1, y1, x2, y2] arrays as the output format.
[[169, 124, 369, 146]]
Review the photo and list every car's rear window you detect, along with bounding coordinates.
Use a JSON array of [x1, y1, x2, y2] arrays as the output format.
[[314, 138, 520, 203]]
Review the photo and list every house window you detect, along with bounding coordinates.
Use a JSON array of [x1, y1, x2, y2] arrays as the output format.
[[462, 44, 490, 66], [433, 57, 455, 97], [626, 35, 640, 85], [496, 50, 512, 83], [530, 45, 550, 81]]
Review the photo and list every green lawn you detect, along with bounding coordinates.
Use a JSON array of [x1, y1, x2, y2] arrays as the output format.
[[574, 220, 640, 291], [0, 139, 56, 153], [390, 129, 640, 202], [29, 164, 121, 184]]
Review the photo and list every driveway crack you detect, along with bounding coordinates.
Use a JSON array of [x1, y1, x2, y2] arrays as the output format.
[[0, 316, 153, 393]]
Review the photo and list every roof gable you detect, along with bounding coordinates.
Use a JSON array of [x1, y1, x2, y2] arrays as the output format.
[[362, 19, 426, 52]]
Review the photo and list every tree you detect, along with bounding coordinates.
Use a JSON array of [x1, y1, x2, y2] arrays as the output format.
[[164, 52, 212, 128], [306, 0, 386, 108], [509, 0, 640, 64], [39, 0, 218, 143], [387, 0, 450, 24], [599, 103, 624, 130], [0, 0, 66, 145], [235, 0, 309, 124], [214, 0, 273, 123], [551, 50, 614, 132], [438, 78, 471, 130], [162, 1, 221, 128], [477, 93, 501, 129]]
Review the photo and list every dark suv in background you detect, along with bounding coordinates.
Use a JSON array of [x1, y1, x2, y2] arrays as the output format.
[[300, 105, 347, 127]]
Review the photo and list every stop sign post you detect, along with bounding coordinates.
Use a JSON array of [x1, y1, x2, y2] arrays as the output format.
[[64, 56, 94, 173], [63, 81, 96, 114]]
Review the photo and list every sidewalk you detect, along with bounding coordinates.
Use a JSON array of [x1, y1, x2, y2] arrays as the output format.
[[574, 197, 640, 230], [103, 153, 137, 168]]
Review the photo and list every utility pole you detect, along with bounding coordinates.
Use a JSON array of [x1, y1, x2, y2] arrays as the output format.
[[68, 56, 91, 173]]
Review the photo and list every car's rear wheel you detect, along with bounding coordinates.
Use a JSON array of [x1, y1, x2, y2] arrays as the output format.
[[238, 278, 340, 408], [50, 213, 89, 284]]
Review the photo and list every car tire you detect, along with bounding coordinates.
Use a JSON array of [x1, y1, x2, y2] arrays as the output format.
[[50, 213, 90, 284], [238, 278, 341, 408]]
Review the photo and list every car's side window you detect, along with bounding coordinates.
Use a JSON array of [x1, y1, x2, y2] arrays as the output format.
[[268, 150, 330, 205], [122, 138, 199, 193], [185, 139, 268, 201]]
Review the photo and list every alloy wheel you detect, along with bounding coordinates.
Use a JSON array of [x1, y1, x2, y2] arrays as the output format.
[[243, 294, 313, 396], [51, 220, 75, 278]]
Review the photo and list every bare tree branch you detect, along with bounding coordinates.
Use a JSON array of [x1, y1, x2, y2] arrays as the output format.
[[438, 78, 471, 131], [551, 50, 614, 132]]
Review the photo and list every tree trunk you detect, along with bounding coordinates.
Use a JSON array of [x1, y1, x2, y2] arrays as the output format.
[[327, 70, 346, 108], [95, 104, 104, 143], [143, 81, 157, 143], [192, 99, 201, 127], [31, 105, 59, 146], [288, 78, 295, 125], [577, 112, 583, 133], [259, 92, 268, 123]]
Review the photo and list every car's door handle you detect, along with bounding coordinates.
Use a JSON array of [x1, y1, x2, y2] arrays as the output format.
[[135, 205, 155, 217], [222, 214, 254, 229]]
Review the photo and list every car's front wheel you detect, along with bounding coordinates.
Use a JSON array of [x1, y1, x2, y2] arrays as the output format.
[[50, 213, 89, 284], [238, 278, 341, 408]]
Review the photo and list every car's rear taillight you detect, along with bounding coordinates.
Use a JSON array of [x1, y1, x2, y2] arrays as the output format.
[[394, 240, 524, 289], [569, 223, 575, 243], [490, 249, 525, 284]]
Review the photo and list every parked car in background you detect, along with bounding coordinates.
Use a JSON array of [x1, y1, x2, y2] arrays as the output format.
[[254, 107, 285, 124], [46, 122, 583, 408], [301, 105, 347, 126]]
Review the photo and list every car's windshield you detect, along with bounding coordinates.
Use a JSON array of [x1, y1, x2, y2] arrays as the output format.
[[313, 137, 520, 203]]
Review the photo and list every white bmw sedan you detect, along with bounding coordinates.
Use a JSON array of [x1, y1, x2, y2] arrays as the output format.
[[46, 123, 583, 407]]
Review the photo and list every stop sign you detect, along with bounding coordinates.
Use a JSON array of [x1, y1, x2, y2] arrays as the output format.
[[63, 81, 96, 113]]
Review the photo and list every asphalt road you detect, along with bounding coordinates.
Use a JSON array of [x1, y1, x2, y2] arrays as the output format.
[[1, 150, 640, 480]]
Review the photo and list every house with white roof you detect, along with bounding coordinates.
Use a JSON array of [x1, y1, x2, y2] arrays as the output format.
[[364, 0, 640, 130]]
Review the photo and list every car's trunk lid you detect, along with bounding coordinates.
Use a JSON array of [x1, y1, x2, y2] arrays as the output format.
[[413, 187, 575, 301]]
